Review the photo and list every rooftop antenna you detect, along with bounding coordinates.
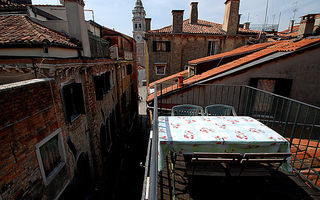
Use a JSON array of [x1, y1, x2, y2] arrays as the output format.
[[278, 11, 281, 25], [292, 1, 298, 20], [247, 13, 250, 22], [263, 0, 269, 31]]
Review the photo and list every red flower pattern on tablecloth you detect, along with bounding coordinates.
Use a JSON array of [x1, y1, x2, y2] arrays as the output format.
[[185, 119, 197, 124], [235, 130, 248, 140], [171, 123, 181, 129], [201, 117, 212, 122], [200, 127, 215, 134], [184, 130, 195, 140], [249, 128, 265, 134], [227, 119, 240, 124], [214, 123, 227, 129], [215, 136, 228, 144], [242, 117, 254, 122]]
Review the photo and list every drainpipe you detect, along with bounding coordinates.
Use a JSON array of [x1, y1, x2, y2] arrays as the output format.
[[178, 75, 184, 88]]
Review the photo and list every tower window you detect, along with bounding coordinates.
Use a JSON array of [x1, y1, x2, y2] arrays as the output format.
[[139, 24, 142, 30], [135, 24, 137, 30]]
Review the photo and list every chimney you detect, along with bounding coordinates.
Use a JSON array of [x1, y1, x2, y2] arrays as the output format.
[[244, 22, 250, 30], [189, 2, 198, 24], [298, 14, 316, 37], [222, 0, 240, 35], [172, 10, 184, 34], [289, 20, 295, 33], [145, 18, 151, 32], [63, 0, 91, 57], [178, 75, 184, 88]]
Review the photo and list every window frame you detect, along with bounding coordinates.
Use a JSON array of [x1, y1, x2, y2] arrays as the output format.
[[153, 41, 171, 52], [155, 63, 167, 75], [207, 40, 218, 56], [62, 82, 86, 123], [35, 128, 66, 186]]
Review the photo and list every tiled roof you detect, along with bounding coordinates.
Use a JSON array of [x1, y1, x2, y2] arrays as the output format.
[[0, 15, 77, 48], [147, 37, 320, 102], [149, 70, 188, 88], [149, 19, 259, 35], [0, 0, 27, 10], [189, 42, 275, 65]]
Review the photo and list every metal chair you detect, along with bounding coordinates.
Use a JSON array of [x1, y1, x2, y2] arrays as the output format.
[[171, 104, 204, 116], [205, 104, 237, 116]]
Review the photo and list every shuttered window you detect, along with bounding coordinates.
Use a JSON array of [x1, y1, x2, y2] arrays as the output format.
[[153, 41, 171, 52], [94, 71, 111, 101], [62, 83, 85, 123]]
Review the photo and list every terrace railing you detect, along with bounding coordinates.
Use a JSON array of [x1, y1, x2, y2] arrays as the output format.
[[141, 83, 320, 199]]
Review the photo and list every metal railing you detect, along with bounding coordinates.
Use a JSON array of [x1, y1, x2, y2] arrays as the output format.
[[141, 83, 320, 199]]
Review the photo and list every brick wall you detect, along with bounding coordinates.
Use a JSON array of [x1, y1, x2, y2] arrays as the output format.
[[0, 79, 69, 200]]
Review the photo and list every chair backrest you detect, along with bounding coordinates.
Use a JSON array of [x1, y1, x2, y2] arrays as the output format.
[[205, 104, 237, 116], [171, 104, 204, 116], [241, 153, 292, 164], [192, 152, 241, 164]]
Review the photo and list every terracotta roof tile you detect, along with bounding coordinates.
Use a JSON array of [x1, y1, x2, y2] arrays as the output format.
[[189, 42, 275, 65], [0, 15, 77, 48], [149, 19, 259, 35], [148, 37, 320, 102]]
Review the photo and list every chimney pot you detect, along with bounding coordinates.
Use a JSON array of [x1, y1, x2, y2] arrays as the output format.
[[244, 22, 250, 30], [298, 14, 316, 37], [172, 10, 184, 34], [189, 2, 198, 24], [178, 75, 184, 88], [289, 20, 295, 33]]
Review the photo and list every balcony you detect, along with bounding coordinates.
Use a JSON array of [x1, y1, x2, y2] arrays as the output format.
[[142, 83, 320, 200]]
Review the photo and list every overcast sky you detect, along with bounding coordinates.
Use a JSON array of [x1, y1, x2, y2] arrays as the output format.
[[33, 0, 320, 36]]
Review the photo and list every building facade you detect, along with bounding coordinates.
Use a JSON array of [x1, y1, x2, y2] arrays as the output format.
[[0, 0, 139, 199], [145, 0, 262, 85]]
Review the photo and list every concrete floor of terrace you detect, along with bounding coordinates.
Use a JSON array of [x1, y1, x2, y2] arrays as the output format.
[[158, 154, 320, 200]]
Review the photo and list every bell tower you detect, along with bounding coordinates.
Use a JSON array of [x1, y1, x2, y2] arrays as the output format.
[[132, 0, 146, 67]]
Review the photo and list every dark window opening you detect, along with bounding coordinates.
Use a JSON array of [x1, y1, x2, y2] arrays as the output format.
[[121, 93, 126, 113], [126, 64, 133, 75], [94, 71, 111, 101], [153, 41, 170, 52], [63, 83, 85, 123]]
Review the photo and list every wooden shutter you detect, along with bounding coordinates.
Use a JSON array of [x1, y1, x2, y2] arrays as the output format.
[[73, 83, 86, 114], [153, 41, 157, 52], [105, 72, 111, 91], [165, 41, 171, 52], [62, 84, 73, 122], [94, 76, 103, 100]]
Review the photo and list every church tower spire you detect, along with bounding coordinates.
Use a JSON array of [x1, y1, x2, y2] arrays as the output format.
[[132, 0, 146, 67]]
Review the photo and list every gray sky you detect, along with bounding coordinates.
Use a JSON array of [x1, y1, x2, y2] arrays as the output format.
[[33, 0, 320, 36]]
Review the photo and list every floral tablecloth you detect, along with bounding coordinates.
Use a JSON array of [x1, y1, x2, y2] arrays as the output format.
[[158, 116, 291, 171]]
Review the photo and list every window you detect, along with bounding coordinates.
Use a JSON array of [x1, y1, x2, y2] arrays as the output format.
[[94, 72, 111, 101], [155, 63, 167, 75], [207, 40, 218, 56], [134, 24, 137, 30], [126, 64, 133, 75], [139, 23, 141, 30], [121, 93, 126, 113], [153, 41, 171, 52], [36, 129, 66, 185], [62, 83, 86, 122]]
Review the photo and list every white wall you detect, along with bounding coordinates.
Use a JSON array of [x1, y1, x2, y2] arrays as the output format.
[[0, 47, 78, 58]]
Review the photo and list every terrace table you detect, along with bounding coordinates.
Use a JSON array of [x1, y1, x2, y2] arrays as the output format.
[[158, 116, 292, 172]]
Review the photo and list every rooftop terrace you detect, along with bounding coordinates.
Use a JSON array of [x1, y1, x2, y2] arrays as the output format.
[[142, 83, 320, 200]]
